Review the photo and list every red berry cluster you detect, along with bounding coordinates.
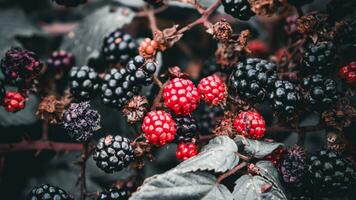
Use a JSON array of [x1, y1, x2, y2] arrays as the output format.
[[139, 38, 159, 58], [233, 111, 266, 140], [339, 61, 356, 85], [198, 75, 226, 106], [3, 91, 26, 113], [163, 78, 200, 116], [176, 143, 198, 160], [141, 110, 177, 146]]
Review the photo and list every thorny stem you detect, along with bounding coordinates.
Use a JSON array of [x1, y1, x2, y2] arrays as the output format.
[[151, 75, 165, 110], [216, 162, 247, 183], [79, 142, 90, 200]]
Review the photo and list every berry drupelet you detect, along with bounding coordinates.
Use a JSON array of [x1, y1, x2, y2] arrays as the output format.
[[233, 111, 266, 140], [62, 102, 100, 142], [68, 65, 100, 101], [27, 184, 73, 200], [302, 74, 339, 110], [163, 78, 200, 116], [3, 91, 26, 113], [139, 38, 159, 58], [98, 186, 130, 200], [101, 56, 156, 109], [176, 143, 198, 160], [198, 75, 226, 106], [308, 150, 356, 197], [141, 110, 176, 146], [222, 0, 255, 21], [229, 58, 277, 103], [269, 80, 302, 119], [47, 50, 75, 72], [173, 115, 198, 143], [102, 29, 137, 66], [54, 0, 87, 7], [1, 47, 43, 86], [339, 61, 356, 85], [93, 135, 134, 173], [302, 41, 337, 75]]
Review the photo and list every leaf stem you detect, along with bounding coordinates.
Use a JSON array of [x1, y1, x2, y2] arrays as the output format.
[[216, 161, 247, 183]]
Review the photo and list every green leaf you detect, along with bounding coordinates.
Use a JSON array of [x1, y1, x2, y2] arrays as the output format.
[[174, 136, 239, 173], [256, 161, 286, 195], [130, 171, 233, 200], [234, 135, 284, 158]]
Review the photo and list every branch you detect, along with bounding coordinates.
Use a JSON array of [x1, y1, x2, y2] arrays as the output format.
[[151, 75, 165, 110], [216, 161, 247, 183], [0, 140, 83, 153], [147, 7, 159, 34]]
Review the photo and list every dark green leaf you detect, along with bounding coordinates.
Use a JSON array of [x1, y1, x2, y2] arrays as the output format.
[[234, 135, 284, 158]]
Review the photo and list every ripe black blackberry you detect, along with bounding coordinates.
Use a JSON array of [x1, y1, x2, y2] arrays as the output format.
[[308, 150, 356, 197], [269, 80, 302, 119], [98, 186, 130, 200], [1, 47, 43, 86], [222, 0, 255, 21], [143, 0, 164, 7], [102, 29, 137, 66], [68, 65, 100, 101], [93, 135, 134, 173], [195, 105, 224, 135], [27, 184, 73, 200], [54, 0, 87, 7], [101, 56, 156, 109], [229, 58, 277, 103], [173, 116, 198, 143], [302, 74, 339, 110], [302, 41, 337, 75], [288, 0, 313, 6]]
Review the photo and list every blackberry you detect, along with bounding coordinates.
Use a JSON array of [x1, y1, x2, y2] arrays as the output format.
[[93, 135, 134, 173], [62, 102, 101, 142], [335, 19, 356, 60], [27, 184, 73, 200], [302, 41, 337, 74], [302, 74, 339, 110], [222, 0, 255, 21], [47, 50, 75, 72], [173, 116, 198, 143], [229, 58, 277, 103], [195, 105, 224, 134], [68, 65, 100, 101], [102, 29, 137, 66], [1, 47, 43, 85], [269, 80, 302, 119], [308, 150, 356, 197], [98, 187, 130, 200], [101, 56, 156, 109], [278, 145, 307, 187], [54, 0, 87, 7], [288, 0, 313, 6]]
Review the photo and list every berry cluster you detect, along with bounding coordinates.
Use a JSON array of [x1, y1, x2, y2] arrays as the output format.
[[101, 56, 156, 109], [139, 38, 159, 58]]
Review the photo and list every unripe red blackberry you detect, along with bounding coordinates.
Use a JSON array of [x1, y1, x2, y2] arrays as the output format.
[[139, 38, 159, 58], [47, 50, 75, 72], [141, 110, 176, 146], [98, 186, 130, 200], [233, 111, 266, 140], [102, 29, 137, 66], [339, 61, 356, 85], [198, 75, 226, 106], [27, 184, 74, 200], [176, 143, 198, 160], [163, 78, 200, 116], [93, 135, 134, 173], [54, 0, 87, 7], [222, 0, 255, 21], [1, 47, 43, 85], [3, 91, 26, 113]]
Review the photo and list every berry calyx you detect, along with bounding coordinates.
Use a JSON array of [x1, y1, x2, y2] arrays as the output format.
[[163, 78, 200, 116], [198, 75, 226, 106], [139, 38, 159, 58], [176, 143, 198, 160], [3, 91, 26, 113], [339, 61, 356, 85], [141, 110, 177, 146], [233, 111, 266, 140]]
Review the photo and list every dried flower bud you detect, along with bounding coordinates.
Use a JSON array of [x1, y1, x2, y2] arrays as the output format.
[[322, 98, 356, 131], [122, 96, 149, 125], [326, 131, 347, 153], [212, 19, 233, 42], [36, 96, 66, 124]]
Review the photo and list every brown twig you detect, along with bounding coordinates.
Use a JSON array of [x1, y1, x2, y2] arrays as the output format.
[[151, 75, 165, 110], [0, 140, 83, 153], [147, 7, 159, 35], [79, 142, 90, 200], [216, 161, 247, 183]]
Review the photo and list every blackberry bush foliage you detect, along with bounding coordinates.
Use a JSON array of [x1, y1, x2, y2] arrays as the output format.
[[0, 1, 355, 200]]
